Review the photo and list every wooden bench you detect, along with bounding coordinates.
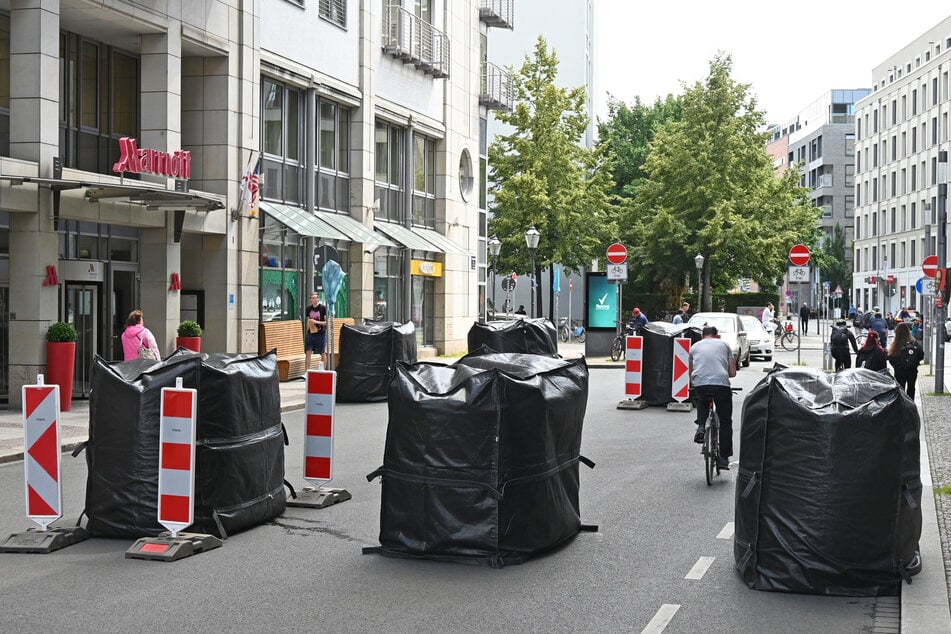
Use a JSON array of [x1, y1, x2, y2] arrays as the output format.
[[259, 317, 356, 381]]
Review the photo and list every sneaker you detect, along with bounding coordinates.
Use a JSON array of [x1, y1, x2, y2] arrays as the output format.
[[717, 459, 730, 470], [693, 429, 704, 444]]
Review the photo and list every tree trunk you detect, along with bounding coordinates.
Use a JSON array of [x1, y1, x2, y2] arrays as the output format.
[[702, 260, 712, 311]]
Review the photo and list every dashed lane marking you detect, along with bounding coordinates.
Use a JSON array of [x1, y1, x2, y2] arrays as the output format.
[[717, 521, 734, 539], [685, 556, 715, 580], [641, 604, 680, 633]]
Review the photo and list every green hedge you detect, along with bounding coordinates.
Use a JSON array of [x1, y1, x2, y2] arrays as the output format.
[[620, 288, 780, 321]]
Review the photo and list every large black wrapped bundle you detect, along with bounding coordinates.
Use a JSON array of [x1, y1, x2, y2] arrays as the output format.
[[336, 321, 417, 402], [735, 368, 921, 596], [467, 318, 557, 355], [368, 352, 590, 567], [84, 351, 285, 538], [640, 323, 702, 406]]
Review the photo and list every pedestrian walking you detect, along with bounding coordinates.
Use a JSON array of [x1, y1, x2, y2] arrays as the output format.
[[829, 319, 859, 371], [799, 303, 810, 335], [855, 330, 888, 372], [761, 302, 775, 336], [121, 309, 161, 361], [304, 291, 327, 370], [888, 322, 924, 397]]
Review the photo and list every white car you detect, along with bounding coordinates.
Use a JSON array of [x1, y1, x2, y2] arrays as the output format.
[[740, 315, 773, 361], [945, 315, 951, 342], [686, 312, 751, 367]]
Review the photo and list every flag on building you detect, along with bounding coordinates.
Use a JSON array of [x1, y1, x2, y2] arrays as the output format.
[[240, 158, 260, 216]]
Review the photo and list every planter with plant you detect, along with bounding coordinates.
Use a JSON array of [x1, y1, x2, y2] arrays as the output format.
[[176, 320, 203, 352], [46, 321, 78, 411]]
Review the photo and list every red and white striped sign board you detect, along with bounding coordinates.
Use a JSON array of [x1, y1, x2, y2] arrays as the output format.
[[304, 370, 336, 486], [157, 379, 197, 538], [22, 379, 62, 530], [624, 336, 643, 397], [671, 338, 691, 403]]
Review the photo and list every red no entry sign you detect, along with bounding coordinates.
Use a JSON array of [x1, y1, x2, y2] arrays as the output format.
[[606, 243, 628, 265], [922, 255, 939, 278], [789, 244, 811, 267]]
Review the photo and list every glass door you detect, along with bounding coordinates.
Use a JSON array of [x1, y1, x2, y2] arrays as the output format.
[[110, 267, 137, 360], [65, 284, 98, 398]]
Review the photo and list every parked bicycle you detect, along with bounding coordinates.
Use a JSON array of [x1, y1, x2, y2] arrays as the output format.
[[610, 320, 637, 362], [772, 319, 800, 351], [559, 317, 586, 344]]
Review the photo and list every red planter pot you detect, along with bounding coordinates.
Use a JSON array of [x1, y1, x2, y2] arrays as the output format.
[[46, 341, 76, 411], [176, 336, 201, 352]]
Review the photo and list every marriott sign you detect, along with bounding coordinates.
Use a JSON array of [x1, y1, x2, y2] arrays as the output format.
[[112, 137, 192, 180]]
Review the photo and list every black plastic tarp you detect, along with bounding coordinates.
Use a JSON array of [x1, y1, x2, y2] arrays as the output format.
[[336, 321, 417, 402], [640, 323, 702, 406], [734, 367, 921, 596], [366, 352, 591, 567], [84, 350, 286, 538], [467, 318, 558, 355]]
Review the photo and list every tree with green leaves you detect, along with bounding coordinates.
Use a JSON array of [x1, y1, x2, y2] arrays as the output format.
[[813, 223, 852, 313], [597, 94, 682, 201], [626, 53, 816, 310], [488, 36, 616, 319]]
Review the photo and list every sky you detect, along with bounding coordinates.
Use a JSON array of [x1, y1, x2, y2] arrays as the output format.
[[594, 2, 951, 126]]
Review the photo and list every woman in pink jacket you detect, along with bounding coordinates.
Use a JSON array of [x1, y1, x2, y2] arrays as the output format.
[[120, 309, 161, 361]]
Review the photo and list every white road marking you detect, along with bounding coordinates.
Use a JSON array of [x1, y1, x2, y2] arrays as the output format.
[[641, 604, 680, 633], [717, 521, 735, 539], [685, 556, 716, 580]]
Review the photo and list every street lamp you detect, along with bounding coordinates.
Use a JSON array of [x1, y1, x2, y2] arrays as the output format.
[[525, 226, 540, 318], [487, 235, 501, 319], [694, 253, 705, 311]]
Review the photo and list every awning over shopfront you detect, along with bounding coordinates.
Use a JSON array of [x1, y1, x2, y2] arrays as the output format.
[[260, 201, 349, 240], [375, 222, 468, 255], [318, 212, 396, 247], [1, 175, 226, 212]]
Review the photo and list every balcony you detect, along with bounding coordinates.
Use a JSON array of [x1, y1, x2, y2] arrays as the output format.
[[479, 0, 514, 29], [480, 62, 514, 111], [382, 4, 450, 79]]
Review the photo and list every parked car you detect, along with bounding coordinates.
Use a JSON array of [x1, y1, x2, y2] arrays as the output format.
[[945, 314, 951, 342], [686, 312, 751, 367], [739, 315, 773, 361]]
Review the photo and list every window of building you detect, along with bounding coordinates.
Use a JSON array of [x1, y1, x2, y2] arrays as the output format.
[[901, 95, 907, 120], [934, 77, 939, 105], [911, 201, 917, 229], [872, 143, 878, 167], [933, 156, 938, 185], [933, 116, 939, 145], [890, 172, 896, 197], [0, 14, 10, 156], [855, 215, 862, 238], [912, 89, 918, 115], [912, 126, 917, 152], [891, 99, 897, 125], [374, 121, 404, 222], [891, 135, 896, 161], [873, 109, 879, 133], [318, 0, 346, 27], [261, 78, 303, 205], [845, 132, 855, 156], [260, 217, 303, 323], [316, 99, 350, 212], [845, 164, 854, 187], [59, 32, 139, 174], [890, 207, 896, 232], [412, 135, 436, 228]]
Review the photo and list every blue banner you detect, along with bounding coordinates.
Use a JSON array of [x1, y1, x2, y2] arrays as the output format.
[[553, 268, 561, 293]]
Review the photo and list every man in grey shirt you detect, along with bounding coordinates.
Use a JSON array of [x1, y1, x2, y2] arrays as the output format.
[[689, 325, 736, 469]]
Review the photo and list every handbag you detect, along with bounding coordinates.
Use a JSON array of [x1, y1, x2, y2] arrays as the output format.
[[138, 333, 159, 361]]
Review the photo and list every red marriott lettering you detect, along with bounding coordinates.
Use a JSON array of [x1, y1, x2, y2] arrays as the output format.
[[113, 137, 191, 180]]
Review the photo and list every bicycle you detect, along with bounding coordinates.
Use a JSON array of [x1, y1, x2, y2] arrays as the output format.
[[558, 317, 586, 344], [697, 387, 741, 486], [610, 320, 636, 362], [772, 320, 800, 351]]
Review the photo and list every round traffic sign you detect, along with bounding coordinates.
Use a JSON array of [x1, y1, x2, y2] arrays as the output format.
[[606, 242, 628, 265], [922, 254, 939, 278], [789, 244, 811, 267], [501, 276, 516, 291]]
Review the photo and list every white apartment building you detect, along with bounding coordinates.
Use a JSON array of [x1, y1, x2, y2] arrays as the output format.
[[853, 15, 951, 315], [0, 0, 511, 407]]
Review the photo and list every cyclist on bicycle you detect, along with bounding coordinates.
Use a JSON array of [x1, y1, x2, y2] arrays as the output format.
[[690, 325, 736, 470], [628, 307, 648, 332]]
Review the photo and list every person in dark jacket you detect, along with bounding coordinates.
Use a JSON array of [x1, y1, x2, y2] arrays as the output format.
[[868, 310, 888, 346], [855, 330, 888, 372], [829, 319, 859, 371], [888, 322, 925, 397], [799, 303, 811, 335]]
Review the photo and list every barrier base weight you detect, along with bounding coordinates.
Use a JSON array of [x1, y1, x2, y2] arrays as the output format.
[[617, 399, 648, 410], [0, 526, 89, 554], [286, 486, 352, 509], [666, 402, 693, 412], [125, 532, 222, 562]]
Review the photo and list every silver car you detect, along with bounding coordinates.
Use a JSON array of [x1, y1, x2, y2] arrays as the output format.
[[740, 315, 773, 361], [687, 312, 751, 367]]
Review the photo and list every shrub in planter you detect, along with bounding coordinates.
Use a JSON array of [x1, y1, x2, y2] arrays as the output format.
[[176, 320, 203, 352], [46, 321, 78, 411]]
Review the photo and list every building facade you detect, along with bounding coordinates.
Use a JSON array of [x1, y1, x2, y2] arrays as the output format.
[[854, 16, 951, 315], [0, 0, 507, 407]]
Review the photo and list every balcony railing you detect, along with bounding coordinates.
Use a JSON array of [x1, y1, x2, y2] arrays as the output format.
[[480, 62, 514, 111], [479, 0, 514, 29], [382, 4, 450, 79]]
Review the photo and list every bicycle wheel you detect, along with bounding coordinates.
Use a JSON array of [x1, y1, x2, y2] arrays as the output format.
[[576, 329, 586, 343], [560, 326, 569, 343], [610, 335, 624, 362], [781, 332, 800, 351], [704, 412, 716, 486], [855, 332, 867, 346]]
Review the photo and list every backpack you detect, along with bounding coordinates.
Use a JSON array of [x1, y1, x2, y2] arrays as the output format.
[[852, 313, 863, 328], [891, 343, 921, 372], [830, 328, 848, 346]]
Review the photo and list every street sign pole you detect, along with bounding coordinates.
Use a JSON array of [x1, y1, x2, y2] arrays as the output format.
[[937, 149, 947, 393]]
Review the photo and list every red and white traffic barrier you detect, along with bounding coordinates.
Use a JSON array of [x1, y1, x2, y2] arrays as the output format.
[[157, 378, 197, 538], [671, 337, 691, 403], [23, 377, 61, 530], [624, 335, 643, 398]]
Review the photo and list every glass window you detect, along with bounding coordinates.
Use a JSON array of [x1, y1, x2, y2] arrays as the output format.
[[319, 101, 336, 170], [81, 42, 98, 129], [318, 0, 347, 27], [263, 79, 283, 156], [412, 135, 436, 227], [260, 77, 303, 205], [316, 99, 350, 213], [374, 121, 404, 222]]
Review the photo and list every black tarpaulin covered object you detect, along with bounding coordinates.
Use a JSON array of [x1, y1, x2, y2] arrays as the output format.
[[336, 320, 417, 402], [84, 351, 286, 538], [365, 352, 593, 567], [734, 367, 921, 596], [641, 323, 702, 406], [467, 318, 558, 355]]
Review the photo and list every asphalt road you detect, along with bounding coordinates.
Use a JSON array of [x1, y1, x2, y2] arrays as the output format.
[[0, 357, 889, 632]]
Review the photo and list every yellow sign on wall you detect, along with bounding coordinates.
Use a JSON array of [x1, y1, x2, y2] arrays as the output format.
[[411, 260, 443, 277]]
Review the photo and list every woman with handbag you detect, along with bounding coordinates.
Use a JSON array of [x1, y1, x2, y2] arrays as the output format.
[[121, 309, 161, 361]]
